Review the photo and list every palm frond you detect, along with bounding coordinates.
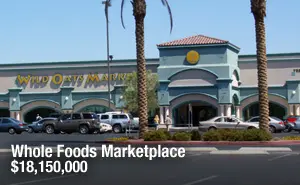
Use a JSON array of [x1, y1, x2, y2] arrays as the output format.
[[161, 0, 173, 33], [121, 0, 126, 29]]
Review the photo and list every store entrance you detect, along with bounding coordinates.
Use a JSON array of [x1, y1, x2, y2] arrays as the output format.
[[174, 102, 217, 127]]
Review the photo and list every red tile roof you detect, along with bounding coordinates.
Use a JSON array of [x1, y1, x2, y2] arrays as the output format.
[[157, 35, 229, 47]]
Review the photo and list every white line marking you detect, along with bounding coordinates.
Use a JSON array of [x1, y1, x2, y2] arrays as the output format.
[[268, 153, 294, 161], [210, 150, 269, 155], [184, 147, 218, 152], [8, 174, 78, 185], [239, 147, 292, 152], [186, 153, 203, 157], [182, 175, 218, 185]]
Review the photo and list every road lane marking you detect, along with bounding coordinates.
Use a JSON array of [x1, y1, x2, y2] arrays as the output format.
[[268, 153, 294, 161], [182, 175, 218, 185], [7, 174, 78, 185], [210, 150, 269, 155], [239, 147, 292, 152], [186, 153, 203, 157]]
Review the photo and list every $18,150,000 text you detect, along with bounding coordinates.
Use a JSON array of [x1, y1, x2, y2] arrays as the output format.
[[11, 160, 88, 175]]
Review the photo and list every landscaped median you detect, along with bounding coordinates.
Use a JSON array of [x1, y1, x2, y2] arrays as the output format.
[[103, 129, 300, 146]]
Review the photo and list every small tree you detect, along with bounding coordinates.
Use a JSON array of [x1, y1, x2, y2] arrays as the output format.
[[123, 70, 158, 114]]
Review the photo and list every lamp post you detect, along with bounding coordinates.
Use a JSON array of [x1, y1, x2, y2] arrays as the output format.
[[102, 0, 112, 110], [108, 55, 113, 110]]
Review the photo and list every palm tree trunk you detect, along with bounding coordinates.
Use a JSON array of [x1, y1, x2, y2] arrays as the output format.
[[133, 0, 148, 138], [251, 0, 269, 132]]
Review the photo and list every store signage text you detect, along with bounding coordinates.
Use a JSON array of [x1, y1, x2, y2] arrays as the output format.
[[16, 73, 128, 86]]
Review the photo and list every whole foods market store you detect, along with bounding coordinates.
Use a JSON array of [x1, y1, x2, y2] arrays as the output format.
[[156, 35, 299, 127]]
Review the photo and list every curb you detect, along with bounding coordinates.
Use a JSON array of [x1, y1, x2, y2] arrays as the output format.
[[97, 140, 300, 146]]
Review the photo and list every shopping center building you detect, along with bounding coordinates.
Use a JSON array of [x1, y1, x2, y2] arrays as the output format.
[[1, 34, 300, 125]]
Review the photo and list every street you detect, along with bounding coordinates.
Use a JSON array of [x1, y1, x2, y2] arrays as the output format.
[[1, 151, 300, 185]]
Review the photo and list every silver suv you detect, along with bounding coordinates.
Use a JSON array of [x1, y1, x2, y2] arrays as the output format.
[[98, 112, 138, 133]]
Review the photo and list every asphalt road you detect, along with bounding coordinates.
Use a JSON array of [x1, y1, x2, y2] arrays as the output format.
[[0, 131, 298, 148], [1, 151, 300, 185]]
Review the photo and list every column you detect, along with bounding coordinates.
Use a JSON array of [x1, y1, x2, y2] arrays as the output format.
[[10, 111, 15, 118], [225, 104, 232, 117], [16, 112, 20, 121], [235, 106, 241, 119], [289, 104, 294, 116], [219, 105, 224, 116], [159, 106, 164, 124], [165, 106, 169, 118], [295, 104, 300, 116]]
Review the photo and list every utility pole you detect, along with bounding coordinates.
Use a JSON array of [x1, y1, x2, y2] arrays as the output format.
[[102, 0, 111, 110]]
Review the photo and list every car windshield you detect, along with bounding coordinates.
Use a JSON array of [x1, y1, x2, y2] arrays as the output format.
[[128, 113, 133, 119], [271, 117, 282, 121], [10, 118, 20, 123]]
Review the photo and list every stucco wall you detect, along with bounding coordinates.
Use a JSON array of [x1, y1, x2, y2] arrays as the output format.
[[239, 60, 300, 86]]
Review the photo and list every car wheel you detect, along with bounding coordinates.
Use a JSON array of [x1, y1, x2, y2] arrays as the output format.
[[27, 127, 33, 133], [79, 125, 89, 134], [113, 124, 122, 133], [269, 126, 276, 133], [208, 127, 217, 131], [45, 125, 54, 134], [8, 128, 16, 135]]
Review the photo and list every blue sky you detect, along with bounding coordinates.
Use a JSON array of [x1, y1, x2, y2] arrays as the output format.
[[0, 0, 299, 63]]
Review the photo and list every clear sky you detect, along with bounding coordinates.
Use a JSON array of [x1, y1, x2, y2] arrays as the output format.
[[0, 0, 299, 63]]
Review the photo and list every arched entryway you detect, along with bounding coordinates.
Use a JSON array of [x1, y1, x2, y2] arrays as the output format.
[[243, 102, 286, 120], [77, 105, 110, 114], [0, 101, 10, 117], [21, 100, 62, 123], [23, 107, 61, 123], [170, 94, 218, 127], [73, 98, 115, 113], [241, 94, 288, 121], [0, 109, 10, 117]]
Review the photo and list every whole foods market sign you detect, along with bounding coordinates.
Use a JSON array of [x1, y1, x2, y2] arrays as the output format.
[[16, 73, 129, 86]]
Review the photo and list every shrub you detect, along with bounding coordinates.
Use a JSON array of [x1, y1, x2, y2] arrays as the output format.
[[282, 136, 300, 140], [242, 129, 272, 141], [163, 130, 172, 140], [190, 130, 202, 141], [107, 137, 129, 141], [172, 131, 191, 141], [143, 130, 168, 141], [203, 130, 222, 141], [217, 129, 243, 141]]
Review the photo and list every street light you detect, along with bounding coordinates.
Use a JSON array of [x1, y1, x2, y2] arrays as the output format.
[[102, 0, 112, 110]]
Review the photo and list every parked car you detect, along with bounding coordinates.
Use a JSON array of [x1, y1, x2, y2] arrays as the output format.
[[0, 117, 28, 134], [42, 112, 100, 134], [246, 116, 285, 133], [98, 112, 137, 133], [198, 116, 259, 132], [289, 116, 300, 133], [27, 117, 57, 133], [99, 123, 112, 133], [283, 116, 299, 132]]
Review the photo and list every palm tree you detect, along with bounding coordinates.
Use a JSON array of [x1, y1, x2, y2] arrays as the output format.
[[120, 0, 173, 138], [251, 0, 269, 132]]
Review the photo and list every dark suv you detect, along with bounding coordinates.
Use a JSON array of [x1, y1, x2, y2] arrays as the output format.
[[43, 112, 100, 134]]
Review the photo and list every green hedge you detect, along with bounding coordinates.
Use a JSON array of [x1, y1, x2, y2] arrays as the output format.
[[172, 131, 191, 141], [191, 130, 202, 141], [203, 129, 272, 141], [143, 130, 169, 141]]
